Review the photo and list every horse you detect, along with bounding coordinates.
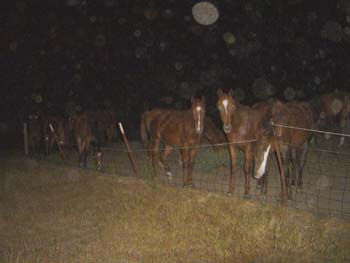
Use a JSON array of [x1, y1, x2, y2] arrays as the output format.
[[95, 110, 117, 144], [43, 114, 67, 158], [69, 111, 102, 170], [312, 92, 349, 145], [216, 88, 272, 196], [202, 116, 227, 151], [141, 111, 225, 154], [141, 108, 226, 173], [143, 96, 206, 186], [252, 100, 316, 197], [26, 112, 43, 156], [339, 98, 350, 146]]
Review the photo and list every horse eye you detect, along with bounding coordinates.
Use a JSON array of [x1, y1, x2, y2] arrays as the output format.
[[217, 105, 223, 111]]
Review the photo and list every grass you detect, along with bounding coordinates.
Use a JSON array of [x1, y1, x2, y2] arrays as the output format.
[[0, 153, 350, 262]]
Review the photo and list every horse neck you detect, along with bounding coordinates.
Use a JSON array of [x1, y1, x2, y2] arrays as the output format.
[[230, 106, 249, 128], [181, 109, 196, 122]]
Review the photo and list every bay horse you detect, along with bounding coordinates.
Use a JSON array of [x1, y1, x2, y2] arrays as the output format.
[[142, 96, 206, 186], [43, 114, 67, 158], [312, 92, 350, 146], [69, 111, 102, 170], [141, 112, 226, 154], [216, 88, 272, 196], [253, 100, 316, 196], [96, 110, 117, 144], [27, 112, 43, 156], [339, 98, 350, 146]]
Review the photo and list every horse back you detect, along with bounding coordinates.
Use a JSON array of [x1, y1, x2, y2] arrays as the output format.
[[73, 113, 94, 141], [234, 101, 273, 141], [275, 101, 314, 146], [149, 110, 198, 146]]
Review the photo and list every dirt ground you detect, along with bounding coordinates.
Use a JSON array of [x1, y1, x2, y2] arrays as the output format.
[[0, 152, 350, 262]]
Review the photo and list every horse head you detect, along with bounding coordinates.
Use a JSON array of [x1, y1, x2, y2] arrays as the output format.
[[191, 96, 206, 135], [216, 88, 238, 134], [253, 100, 289, 179], [270, 100, 289, 138], [253, 107, 275, 180]]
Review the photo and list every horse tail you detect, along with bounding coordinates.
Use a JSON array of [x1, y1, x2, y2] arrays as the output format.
[[140, 112, 149, 148]]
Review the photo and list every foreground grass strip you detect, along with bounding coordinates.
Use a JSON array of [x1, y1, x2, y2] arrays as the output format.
[[0, 155, 349, 262]]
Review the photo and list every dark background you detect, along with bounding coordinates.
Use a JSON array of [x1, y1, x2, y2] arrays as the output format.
[[1, 0, 349, 138]]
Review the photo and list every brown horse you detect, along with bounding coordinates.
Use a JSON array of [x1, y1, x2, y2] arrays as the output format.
[[202, 117, 227, 150], [216, 88, 272, 196], [312, 92, 350, 145], [27, 112, 43, 155], [96, 110, 117, 144], [253, 100, 316, 196], [339, 97, 350, 146], [43, 114, 67, 158], [69, 111, 102, 170], [141, 112, 225, 154], [142, 96, 206, 186]]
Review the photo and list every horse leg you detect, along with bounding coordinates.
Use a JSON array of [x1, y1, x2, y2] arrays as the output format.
[[188, 146, 200, 187], [95, 146, 102, 171], [291, 148, 297, 187], [93, 137, 102, 171], [160, 145, 173, 177], [261, 172, 268, 195], [280, 144, 293, 199], [50, 136, 55, 156], [147, 140, 153, 167], [181, 146, 191, 186], [227, 144, 238, 195], [297, 142, 309, 189], [77, 136, 84, 167], [82, 140, 88, 168], [150, 138, 161, 176], [243, 146, 252, 198], [45, 134, 49, 155]]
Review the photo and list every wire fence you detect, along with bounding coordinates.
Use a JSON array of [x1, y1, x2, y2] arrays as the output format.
[[27, 123, 350, 220]]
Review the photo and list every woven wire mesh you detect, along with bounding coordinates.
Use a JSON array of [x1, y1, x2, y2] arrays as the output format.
[[36, 134, 350, 220]]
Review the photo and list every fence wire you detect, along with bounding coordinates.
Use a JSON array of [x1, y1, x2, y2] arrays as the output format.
[[29, 123, 350, 220]]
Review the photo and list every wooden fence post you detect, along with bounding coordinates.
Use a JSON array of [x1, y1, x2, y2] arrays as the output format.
[[118, 122, 138, 176]]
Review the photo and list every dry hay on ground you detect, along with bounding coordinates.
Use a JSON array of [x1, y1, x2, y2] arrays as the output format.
[[0, 154, 349, 263]]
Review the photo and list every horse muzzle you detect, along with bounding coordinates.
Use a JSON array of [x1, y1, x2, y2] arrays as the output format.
[[195, 127, 204, 134], [223, 124, 232, 134]]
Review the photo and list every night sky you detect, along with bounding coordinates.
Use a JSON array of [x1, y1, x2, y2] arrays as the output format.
[[1, 0, 349, 126]]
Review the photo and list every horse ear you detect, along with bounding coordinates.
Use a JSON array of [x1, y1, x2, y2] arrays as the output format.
[[217, 88, 224, 97], [201, 95, 206, 103], [228, 88, 234, 97], [190, 96, 194, 103]]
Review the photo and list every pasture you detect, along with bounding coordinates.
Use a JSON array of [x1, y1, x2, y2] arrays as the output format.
[[0, 152, 350, 262]]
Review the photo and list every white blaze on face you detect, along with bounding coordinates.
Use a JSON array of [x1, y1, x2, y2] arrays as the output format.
[[222, 99, 228, 121], [255, 144, 271, 179], [196, 106, 202, 132]]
